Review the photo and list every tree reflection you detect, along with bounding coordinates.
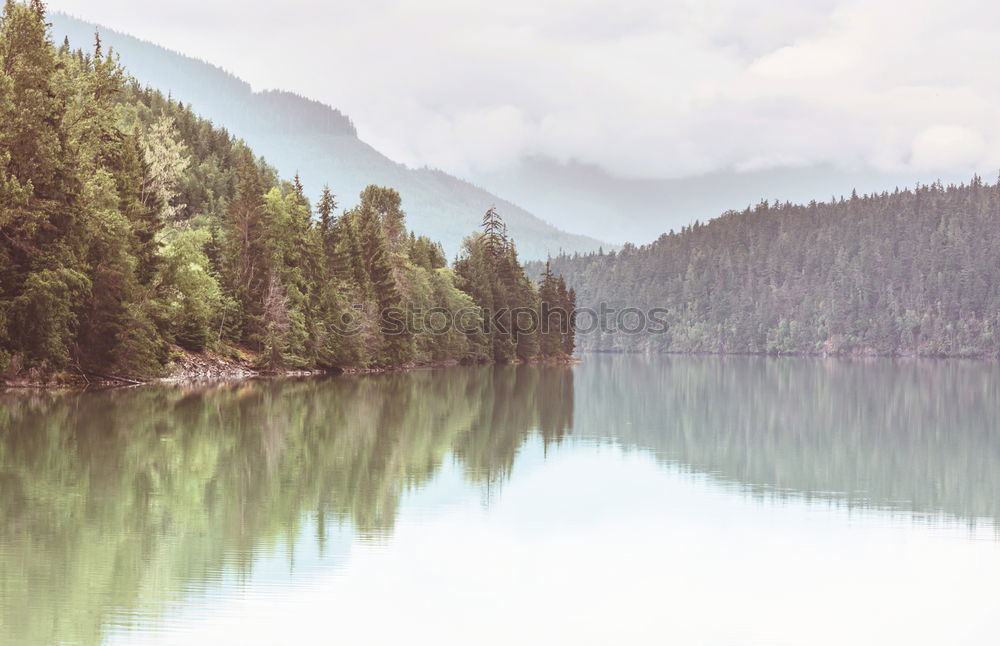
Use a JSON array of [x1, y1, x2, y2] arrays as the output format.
[[2, 356, 999, 645], [0, 365, 574, 646], [572, 355, 1000, 524]]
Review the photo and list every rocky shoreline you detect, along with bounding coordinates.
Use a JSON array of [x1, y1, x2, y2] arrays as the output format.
[[1, 347, 579, 390]]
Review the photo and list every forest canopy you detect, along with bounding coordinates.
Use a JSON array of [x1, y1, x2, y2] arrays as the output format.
[[530, 179, 1000, 357], [0, 1, 574, 381]]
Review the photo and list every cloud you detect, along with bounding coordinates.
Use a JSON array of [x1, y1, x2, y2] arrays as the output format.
[[910, 125, 986, 171], [47, 0, 1000, 182]]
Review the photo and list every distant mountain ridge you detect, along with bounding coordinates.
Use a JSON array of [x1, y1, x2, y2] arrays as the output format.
[[50, 12, 607, 260]]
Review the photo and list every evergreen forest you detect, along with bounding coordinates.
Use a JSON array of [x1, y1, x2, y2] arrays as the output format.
[[0, 1, 575, 382], [531, 180, 1000, 357]]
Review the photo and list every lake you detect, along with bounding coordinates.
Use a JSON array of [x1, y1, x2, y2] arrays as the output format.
[[1, 355, 999, 645]]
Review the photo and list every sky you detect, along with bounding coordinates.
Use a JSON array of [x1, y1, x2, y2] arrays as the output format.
[[46, 0, 1000, 186]]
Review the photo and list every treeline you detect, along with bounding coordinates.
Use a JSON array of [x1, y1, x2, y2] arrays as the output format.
[[0, 1, 574, 380], [530, 179, 1000, 357], [453, 208, 576, 362]]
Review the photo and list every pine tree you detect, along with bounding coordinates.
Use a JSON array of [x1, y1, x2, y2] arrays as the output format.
[[0, 0, 86, 370], [359, 185, 406, 256], [317, 185, 338, 261], [481, 206, 506, 265], [349, 191, 411, 364], [222, 152, 268, 345], [117, 129, 163, 286], [563, 284, 577, 354], [538, 260, 563, 357], [0, 0, 65, 202]]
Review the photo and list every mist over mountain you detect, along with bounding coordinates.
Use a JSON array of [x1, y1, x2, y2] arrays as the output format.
[[49, 12, 606, 260], [474, 157, 979, 245], [50, 12, 982, 253]]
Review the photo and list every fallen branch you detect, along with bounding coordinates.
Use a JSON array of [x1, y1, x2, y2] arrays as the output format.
[[85, 372, 148, 386]]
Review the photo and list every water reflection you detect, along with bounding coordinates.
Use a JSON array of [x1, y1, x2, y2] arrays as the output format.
[[573, 355, 1000, 523], [0, 366, 574, 646], [1, 356, 999, 645]]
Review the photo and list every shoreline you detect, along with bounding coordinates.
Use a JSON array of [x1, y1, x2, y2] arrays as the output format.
[[578, 348, 1000, 361], [4, 345, 992, 391], [1, 348, 580, 391]]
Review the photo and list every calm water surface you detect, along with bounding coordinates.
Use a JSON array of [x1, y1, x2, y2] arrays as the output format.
[[2, 356, 999, 645]]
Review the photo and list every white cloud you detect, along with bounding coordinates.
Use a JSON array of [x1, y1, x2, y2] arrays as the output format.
[[48, 0, 1000, 181], [911, 125, 987, 171]]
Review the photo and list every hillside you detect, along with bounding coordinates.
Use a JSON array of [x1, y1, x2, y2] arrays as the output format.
[[529, 178, 1000, 357], [50, 12, 607, 261], [0, 3, 571, 382]]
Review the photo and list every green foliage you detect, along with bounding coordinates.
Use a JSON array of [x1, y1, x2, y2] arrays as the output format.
[[9, 267, 90, 367], [344, 186, 413, 366], [454, 208, 562, 362], [407, 232, 447, 270], [537, 261, 576, 357], [160, 224, 221, 351], [0, 4, 574, 378]]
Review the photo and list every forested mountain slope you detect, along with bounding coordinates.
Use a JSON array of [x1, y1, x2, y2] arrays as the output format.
[[529, 180, 1000, 357], [0, 2, 573, 382], [49, 12, 607, 260]]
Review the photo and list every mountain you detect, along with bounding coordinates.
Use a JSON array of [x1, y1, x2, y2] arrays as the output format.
[[49, 12, 607, 261], [474, 156, 978, 246], [528, 177, 1000, 357]]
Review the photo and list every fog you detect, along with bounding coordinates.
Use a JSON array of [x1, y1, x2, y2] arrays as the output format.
[[48, 0, 1000, 241]]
